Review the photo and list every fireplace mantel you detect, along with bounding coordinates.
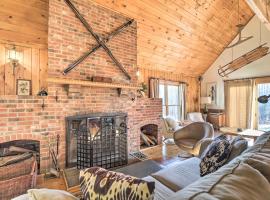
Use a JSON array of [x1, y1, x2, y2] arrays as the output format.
[[47, 77, 141, 90]]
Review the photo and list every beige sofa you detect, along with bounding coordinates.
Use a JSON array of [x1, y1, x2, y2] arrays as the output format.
[[143, 132, 270, 200], [15, 132, 270, 200]]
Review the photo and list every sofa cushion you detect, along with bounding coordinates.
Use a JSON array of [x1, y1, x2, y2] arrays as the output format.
[[200, 137, 232, 176], [169, 161, 270, 200], [226, 136, 248, 163], [80, 167, 155, 200], [244, 153, 270, 183], [243, 132, 270, 154], [143, 176, 175, 200], [151, 157, 201, 192]]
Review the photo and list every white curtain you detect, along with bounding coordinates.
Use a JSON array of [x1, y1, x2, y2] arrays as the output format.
[[179, 83, 186, 121], [149, 78, 160, 98], [224, 79, 255, 129]]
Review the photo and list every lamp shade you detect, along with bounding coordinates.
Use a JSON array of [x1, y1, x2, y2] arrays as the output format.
[[201, 97, 212, 104]]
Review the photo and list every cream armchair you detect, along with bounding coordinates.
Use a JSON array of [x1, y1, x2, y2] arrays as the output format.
[[162, 117, 182, 144], [187, 112, 205, 122], [174, 122, 214, 157]]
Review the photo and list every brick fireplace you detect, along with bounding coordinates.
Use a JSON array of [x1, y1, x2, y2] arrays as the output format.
[[0, 0, 162, 172]]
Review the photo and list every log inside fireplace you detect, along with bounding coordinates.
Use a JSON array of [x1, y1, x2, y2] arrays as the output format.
[[140, 124, 158, 149]]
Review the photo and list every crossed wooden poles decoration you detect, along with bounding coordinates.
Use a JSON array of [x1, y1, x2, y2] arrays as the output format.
[[63, 0, 134, 80]]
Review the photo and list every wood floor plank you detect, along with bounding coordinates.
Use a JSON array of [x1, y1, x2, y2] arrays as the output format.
[[37, 143, 183, 191]]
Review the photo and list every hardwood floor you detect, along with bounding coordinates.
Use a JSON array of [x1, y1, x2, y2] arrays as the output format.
[[141, 143, 185, 166], [37, 143, 182, 191]]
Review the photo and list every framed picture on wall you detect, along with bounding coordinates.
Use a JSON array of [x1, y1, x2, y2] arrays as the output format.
[[206, 82, 217, 105], [17, 79, 31, 96]]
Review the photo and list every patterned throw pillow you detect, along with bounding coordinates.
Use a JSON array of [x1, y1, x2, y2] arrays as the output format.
[[200, 136, 232, 176], [80, 167, 155, 200]]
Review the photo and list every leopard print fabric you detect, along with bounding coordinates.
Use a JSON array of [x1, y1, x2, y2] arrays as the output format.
[[200, 136, 232, 176], [80, 167, 155, 200]]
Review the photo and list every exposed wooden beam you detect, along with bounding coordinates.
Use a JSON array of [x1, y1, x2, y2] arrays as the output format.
[[246, 0, 270, 31]]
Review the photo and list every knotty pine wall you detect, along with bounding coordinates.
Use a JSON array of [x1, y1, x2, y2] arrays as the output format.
[[0, 0, 48, 95], [0, 43, 47, 95], [139, 68, 200, 112]]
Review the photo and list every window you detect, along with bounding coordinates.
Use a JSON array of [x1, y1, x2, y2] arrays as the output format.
[[159, 81, 185, 120], [257, 83, 270, 131], [224, 77, 270, 131]]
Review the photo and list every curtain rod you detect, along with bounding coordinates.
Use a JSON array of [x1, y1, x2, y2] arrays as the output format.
[[223, 75, 270, 82], [149, 77, 188, 85]]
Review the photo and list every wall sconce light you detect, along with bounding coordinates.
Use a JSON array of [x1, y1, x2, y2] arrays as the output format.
[[8, 45, 21, 75], [136, 69, 140, 77], [38, 88, 48, 110]]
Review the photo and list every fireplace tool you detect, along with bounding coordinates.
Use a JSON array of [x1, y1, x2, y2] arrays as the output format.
[[44, 134, 60, 178]]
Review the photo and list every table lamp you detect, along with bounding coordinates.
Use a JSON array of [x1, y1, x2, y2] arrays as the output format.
[[201, 97, 212, 113]]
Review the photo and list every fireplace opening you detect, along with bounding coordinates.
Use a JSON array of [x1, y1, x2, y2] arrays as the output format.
[[140, 124, 158, 149], [66, 113, 128, 169]]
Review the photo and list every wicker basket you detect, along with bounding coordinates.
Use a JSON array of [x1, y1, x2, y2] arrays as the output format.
[[0, 156, 37, 200]]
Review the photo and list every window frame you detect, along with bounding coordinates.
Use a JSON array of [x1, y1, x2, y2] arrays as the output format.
[[159, 80, 182, 120], [255, 78, 270, 131]]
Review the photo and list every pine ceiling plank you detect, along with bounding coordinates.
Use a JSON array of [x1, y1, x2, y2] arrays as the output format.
[[92, 0, 254, 76], [0, 0, 48, 46]]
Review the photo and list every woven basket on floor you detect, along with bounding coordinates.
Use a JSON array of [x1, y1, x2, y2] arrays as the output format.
[[0, 156, 37, 200]]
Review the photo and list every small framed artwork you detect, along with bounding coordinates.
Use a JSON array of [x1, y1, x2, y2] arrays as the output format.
[[17, 79, 31, 96], [206, 82, 217, 105]]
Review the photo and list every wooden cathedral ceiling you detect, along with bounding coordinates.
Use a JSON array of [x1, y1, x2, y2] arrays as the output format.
[[0, 0, 48, 47], [93, 0, 254, 76], [0, 0, 254, 77]]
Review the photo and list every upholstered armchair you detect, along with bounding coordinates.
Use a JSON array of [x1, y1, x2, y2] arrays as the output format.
[[162, 117, 182, 144], [174, 122, 214, 157], [187, 112, 205, 122]]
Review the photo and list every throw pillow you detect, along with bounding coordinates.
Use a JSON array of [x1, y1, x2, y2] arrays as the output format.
[[200, 136, 232, 176], [226, 136, 248, 163], [80, 167, 155, 200], [27, 189, 78, 200]]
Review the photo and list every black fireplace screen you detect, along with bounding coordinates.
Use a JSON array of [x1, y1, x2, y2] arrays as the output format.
[[66, 113, 128, 169]]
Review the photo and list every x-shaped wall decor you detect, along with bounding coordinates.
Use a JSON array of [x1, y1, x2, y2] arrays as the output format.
[[63, 0, 134, 80]]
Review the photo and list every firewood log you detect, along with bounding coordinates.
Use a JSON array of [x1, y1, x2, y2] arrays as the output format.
[[140, 133, 151, 146], [9, 146, 36, 154], [148, 135, 158, 144], [141, 133, 156, 145]]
